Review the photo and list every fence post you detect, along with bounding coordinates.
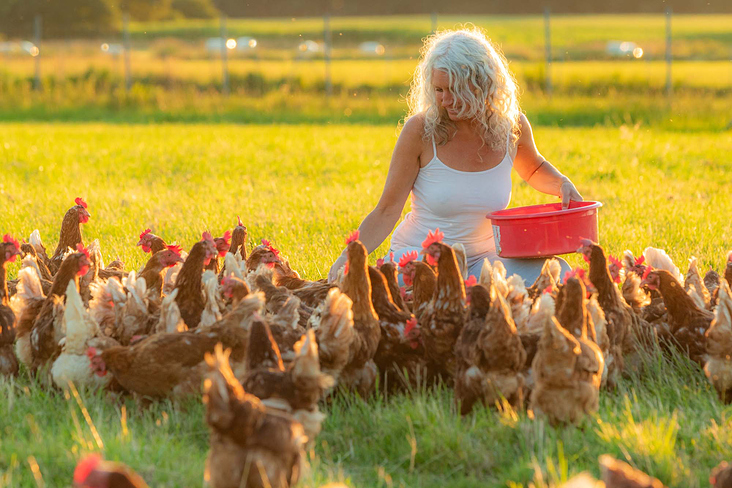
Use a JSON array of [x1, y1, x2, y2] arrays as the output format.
[[665, 7, 672, 98], [544, 7, 552, 96], [34, 15, 42, 90], [220, 14, 229, 96], [431, 11, 437, 34], [123, 13, 132, 91], [324, 12, 332, 97]]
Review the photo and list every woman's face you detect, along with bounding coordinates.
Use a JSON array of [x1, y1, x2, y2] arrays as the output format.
[[432, 69, 461, 120]]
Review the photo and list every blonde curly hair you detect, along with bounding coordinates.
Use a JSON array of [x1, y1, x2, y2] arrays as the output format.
[[406, 27, 521, 150]]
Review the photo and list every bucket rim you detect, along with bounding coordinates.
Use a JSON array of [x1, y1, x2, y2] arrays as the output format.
[[486, 200, 603, 221]]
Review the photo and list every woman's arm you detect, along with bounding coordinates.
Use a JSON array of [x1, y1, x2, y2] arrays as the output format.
[[327, 115, 424, 282], [512, 113, 583, 209]]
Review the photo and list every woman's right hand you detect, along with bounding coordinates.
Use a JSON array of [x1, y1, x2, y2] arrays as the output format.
[[328, 254, 348, 283]]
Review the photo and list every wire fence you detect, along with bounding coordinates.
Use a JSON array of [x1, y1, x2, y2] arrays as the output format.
[[1, 11, 731, 98]]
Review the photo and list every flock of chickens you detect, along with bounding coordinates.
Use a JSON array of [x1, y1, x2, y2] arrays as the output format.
[[2, 198, 732, 488]]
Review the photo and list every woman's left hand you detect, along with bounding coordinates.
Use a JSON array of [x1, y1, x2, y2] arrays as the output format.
[[560, 179, 583, 210]]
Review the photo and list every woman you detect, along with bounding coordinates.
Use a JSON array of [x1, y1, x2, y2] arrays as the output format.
[[328, 28, 582, 284]]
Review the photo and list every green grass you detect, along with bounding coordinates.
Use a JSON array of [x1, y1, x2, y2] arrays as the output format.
[[1, 123, 732, 487]]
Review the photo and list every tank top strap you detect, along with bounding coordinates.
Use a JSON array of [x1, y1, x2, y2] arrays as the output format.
[[431, 134, 437, 160]]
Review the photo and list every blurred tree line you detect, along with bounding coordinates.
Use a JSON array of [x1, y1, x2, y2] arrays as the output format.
[[0, 0, 219, 38], [0, 0, 728, 38]]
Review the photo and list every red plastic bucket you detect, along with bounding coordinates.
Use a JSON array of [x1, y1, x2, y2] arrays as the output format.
[[486, 201, 602, 258]]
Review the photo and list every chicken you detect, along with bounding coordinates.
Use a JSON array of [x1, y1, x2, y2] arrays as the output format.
[[0, 234, 21, 376], [704, 279, 732, 402], [27, 229, 53, 281], [73, 453, 149, 488], [519, 292, 555, 393], [377, 254, 409, 313], [420, 232, 466, 382], [17, 246, 91, 373], [173, 232, 219, 329], [89, 271, 154, 346], [599, 455, 665, 488], [229, 216, 248, 258], [271, 260, 336, 309], [205, 230, 232, 273], [51, 280, 116, 389], [556, 277, 605, 390], [455, 284, 526, 414], [20, 236, 53, 283], [10, 264, 47, 369], [221, 274, 250, 310], [138, 245, 183, 301], [399, 250, 436, 322], [307, 288, 355, 387], [530, 316, 599, 425], [726, 252, 732, 288], [87, 319, 249, 399], [47, 198, 91, 275], [155, 288, 187, 334], [137, 228, 167, 255], [506, 274, 531, 330], [621, 269, 650, 315], [586, 295, 611, 387], [452, 242, 468, 280], [643, 247, 683, 283], [246, 239, 282, 274], [200, 270, 223, 329], [578, 240, 646, 386], [336, 231, 381, 396], [643, 269, 713, 365], [203, 344, 305, 488], [705, 268, 721, 297], [685, 256, 711, 310], [526, 258, 561, 300], [711, 461, 732, 488], [243, 324, 333, 445], [369, 265, 423, 392]]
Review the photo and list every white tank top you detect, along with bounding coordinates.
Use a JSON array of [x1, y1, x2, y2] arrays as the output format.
[[390, 131, 514, 261]]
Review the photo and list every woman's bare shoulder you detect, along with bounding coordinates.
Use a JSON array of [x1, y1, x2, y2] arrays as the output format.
[[400, 113, 427, 142]]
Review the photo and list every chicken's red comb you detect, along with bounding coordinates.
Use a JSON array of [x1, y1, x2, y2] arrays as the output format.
[[398, 250, 419, 268], [376, 258, 385, 267], [167, 245, 183, 256], [635, 255, 646, 266], [464, 275, 477, 288], [542, 285, 553, 295], [421, 228, 444, 249], [3, 234, 19, 249], [345, 230, 360, 245], [404, 317, 417, 336], [202, 231, 214, 243], [73, 453, 101, 483], [76, 243, 90, 259], [641, 265, 653, 281], [85, 347, 98, 360], [74, 197, 88, 209], [139, 228, 152, 240], [563, 268, 586, 283], [389, 252, 394, 262], [261, 239, 280, 257], [222, 230, 232, 242], [237, 215, 243, 227], [608, 255, 622, 268]]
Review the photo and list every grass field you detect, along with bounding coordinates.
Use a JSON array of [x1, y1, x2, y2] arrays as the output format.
[[2, 122, 732, 487]]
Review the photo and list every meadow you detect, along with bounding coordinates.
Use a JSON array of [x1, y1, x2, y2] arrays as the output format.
[[1, 11, 732, 487], [1, 122, 732, 487]]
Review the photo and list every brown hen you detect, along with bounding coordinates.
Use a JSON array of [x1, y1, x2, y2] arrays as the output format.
[[204, 344, 305, 488]]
